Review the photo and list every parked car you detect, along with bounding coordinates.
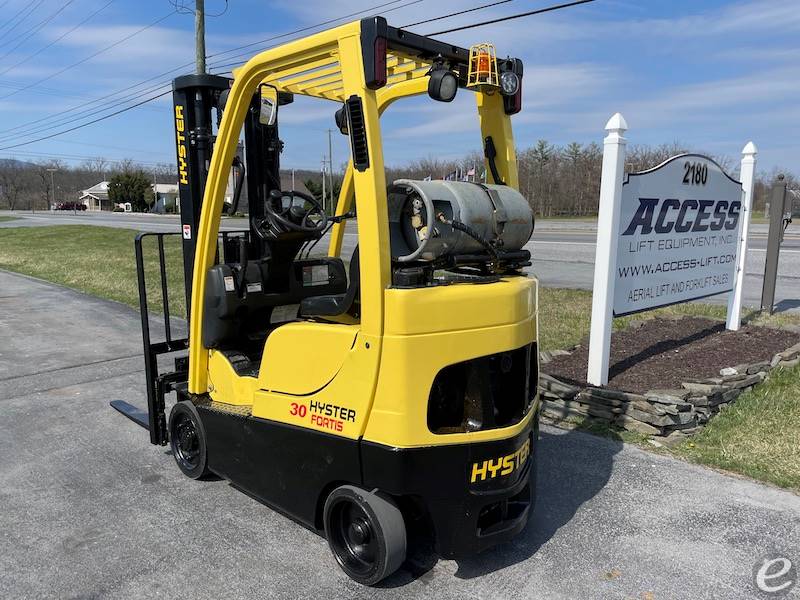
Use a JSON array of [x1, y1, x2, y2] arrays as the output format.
[[55, 202, 87, 211]]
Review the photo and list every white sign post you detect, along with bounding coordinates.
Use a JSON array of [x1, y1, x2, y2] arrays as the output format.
[[587, 113, 755, 386], [726, 142, 758, 330], [587, 113, 628, 386]]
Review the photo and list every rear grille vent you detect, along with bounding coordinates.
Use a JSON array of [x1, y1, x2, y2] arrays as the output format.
[[427, 343, 537, 434], [346, 95, 370, 172]]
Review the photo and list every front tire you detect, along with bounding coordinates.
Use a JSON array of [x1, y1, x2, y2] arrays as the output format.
[[324, 485, 406, 585], [168, 401, 210, 479]]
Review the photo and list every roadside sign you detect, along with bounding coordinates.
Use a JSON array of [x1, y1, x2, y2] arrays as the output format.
[[586, 113, 758, 385], [613, 155, 743, 316]]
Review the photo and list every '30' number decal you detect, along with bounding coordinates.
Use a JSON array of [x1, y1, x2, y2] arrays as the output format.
[[289, 403, 307, 418]]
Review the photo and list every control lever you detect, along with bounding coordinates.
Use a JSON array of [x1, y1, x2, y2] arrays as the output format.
[[329, 210, 356, 224], [236, 237, 248, 296]]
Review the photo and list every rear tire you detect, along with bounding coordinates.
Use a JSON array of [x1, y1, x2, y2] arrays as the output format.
[[168, 401, 210, 479], [324, 485, 406, 585]]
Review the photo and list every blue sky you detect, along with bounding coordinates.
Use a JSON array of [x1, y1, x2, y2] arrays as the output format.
[[0, 0, 797, 176]]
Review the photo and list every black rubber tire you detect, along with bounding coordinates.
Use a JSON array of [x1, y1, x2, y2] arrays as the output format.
[[168, 401, 210, 480], [324, 485, 406, 586]]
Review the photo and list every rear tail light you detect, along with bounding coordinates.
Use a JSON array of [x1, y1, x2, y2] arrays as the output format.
[[370, 36, 387, 89], [504, 84, 522, 115], [360, 17, 388, 90]]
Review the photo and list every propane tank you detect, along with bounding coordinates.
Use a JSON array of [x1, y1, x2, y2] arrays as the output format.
[[387, 179, 534, 262]]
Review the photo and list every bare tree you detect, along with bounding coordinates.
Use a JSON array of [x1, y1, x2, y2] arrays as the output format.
[[0, 160, 28, 210]]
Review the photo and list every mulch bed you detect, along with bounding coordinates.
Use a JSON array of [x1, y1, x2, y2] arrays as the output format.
[[543, 317, 800, 394]]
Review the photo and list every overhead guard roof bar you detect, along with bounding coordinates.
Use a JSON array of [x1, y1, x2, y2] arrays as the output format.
[[235, 17, 475, 104]]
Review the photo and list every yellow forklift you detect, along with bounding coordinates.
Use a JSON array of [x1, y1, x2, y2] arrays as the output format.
[[113, 16, 539, 585]]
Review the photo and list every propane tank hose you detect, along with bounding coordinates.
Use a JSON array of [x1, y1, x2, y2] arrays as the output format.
[[436, 212, 499, 261]]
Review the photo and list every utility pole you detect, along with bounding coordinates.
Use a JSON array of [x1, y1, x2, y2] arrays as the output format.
[[321, 160, 326, 214], [195, 0, 206, 74], [327, 128, 334, 214]]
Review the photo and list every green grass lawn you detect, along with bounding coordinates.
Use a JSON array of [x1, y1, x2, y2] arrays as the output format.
[[1, 223, 799, 491], [677, 364, 800, 492], [0, 216, 19, 222], [0, 225, 186, 317]]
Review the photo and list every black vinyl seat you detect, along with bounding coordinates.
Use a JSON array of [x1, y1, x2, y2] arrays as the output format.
[[300, 247, 360, 318]]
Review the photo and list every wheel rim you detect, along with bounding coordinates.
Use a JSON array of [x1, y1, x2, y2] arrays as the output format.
[[172, 413, 200, 471], [329, 499, 379, 577]]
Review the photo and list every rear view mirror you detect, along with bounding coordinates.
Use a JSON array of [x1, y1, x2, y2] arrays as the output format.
[[334, 104, 348, 135], [259, 85, 278, 126]]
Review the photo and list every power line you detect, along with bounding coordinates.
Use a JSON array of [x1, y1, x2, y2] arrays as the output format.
[[0, 81, 172, 142], [0, 81, 172, 143], [206, 0, 230, 18], [0, 148, 174, 167], [0, 10, 177, 101], [0, 0, 46, 45], [0, 1, 77, 62], [0, 89, 172, 151], [426, 0, 595, 35], [0, 0, 426, 142], [0, 0, 584, 150], [0, 66, 182, 137], [207, 0, 424, 71], [401, 0, 517, 29], [0, 0, 115, 77]]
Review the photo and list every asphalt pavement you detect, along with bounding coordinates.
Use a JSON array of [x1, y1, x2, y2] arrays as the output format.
[[2, 210, 798, 313], [1, 269, 799, 599]]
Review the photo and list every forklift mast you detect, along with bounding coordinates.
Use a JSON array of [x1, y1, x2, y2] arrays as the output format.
[[113, 73, 295, 444], [172, 73, 232, 316], [172, 75, 291, 317]]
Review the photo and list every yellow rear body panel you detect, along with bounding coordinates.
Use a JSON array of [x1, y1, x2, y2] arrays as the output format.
[[251, 330, 378, 441], [366, 278, 539, 448], [257, 322, 359, 394]]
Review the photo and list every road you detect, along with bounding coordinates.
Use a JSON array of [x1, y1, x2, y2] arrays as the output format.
[[1, 269, 798, 599], [2, 210, 799, 312]]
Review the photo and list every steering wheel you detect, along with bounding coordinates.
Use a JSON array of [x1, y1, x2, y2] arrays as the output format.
[[263, 190, 328, 234]]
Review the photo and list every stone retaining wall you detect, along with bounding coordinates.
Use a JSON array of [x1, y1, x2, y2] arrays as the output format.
[[539, 341, 800, 444]]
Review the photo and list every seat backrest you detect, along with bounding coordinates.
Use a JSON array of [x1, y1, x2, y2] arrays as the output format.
[[344, 246, 360, 317]]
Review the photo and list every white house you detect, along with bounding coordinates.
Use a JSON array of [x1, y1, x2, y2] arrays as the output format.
[[79, 181, 110, 211], [78, 181, 180, 213]]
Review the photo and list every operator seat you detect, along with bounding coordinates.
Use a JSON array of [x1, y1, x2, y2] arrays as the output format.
[[299, 247, 360, 319]]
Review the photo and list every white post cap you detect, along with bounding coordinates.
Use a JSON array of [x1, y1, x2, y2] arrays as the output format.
[[605, 112, 628, 133], [741, 141, 757, 156]]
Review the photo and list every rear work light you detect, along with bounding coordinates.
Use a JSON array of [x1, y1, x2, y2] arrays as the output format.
[[502, 58, 523, 116]]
